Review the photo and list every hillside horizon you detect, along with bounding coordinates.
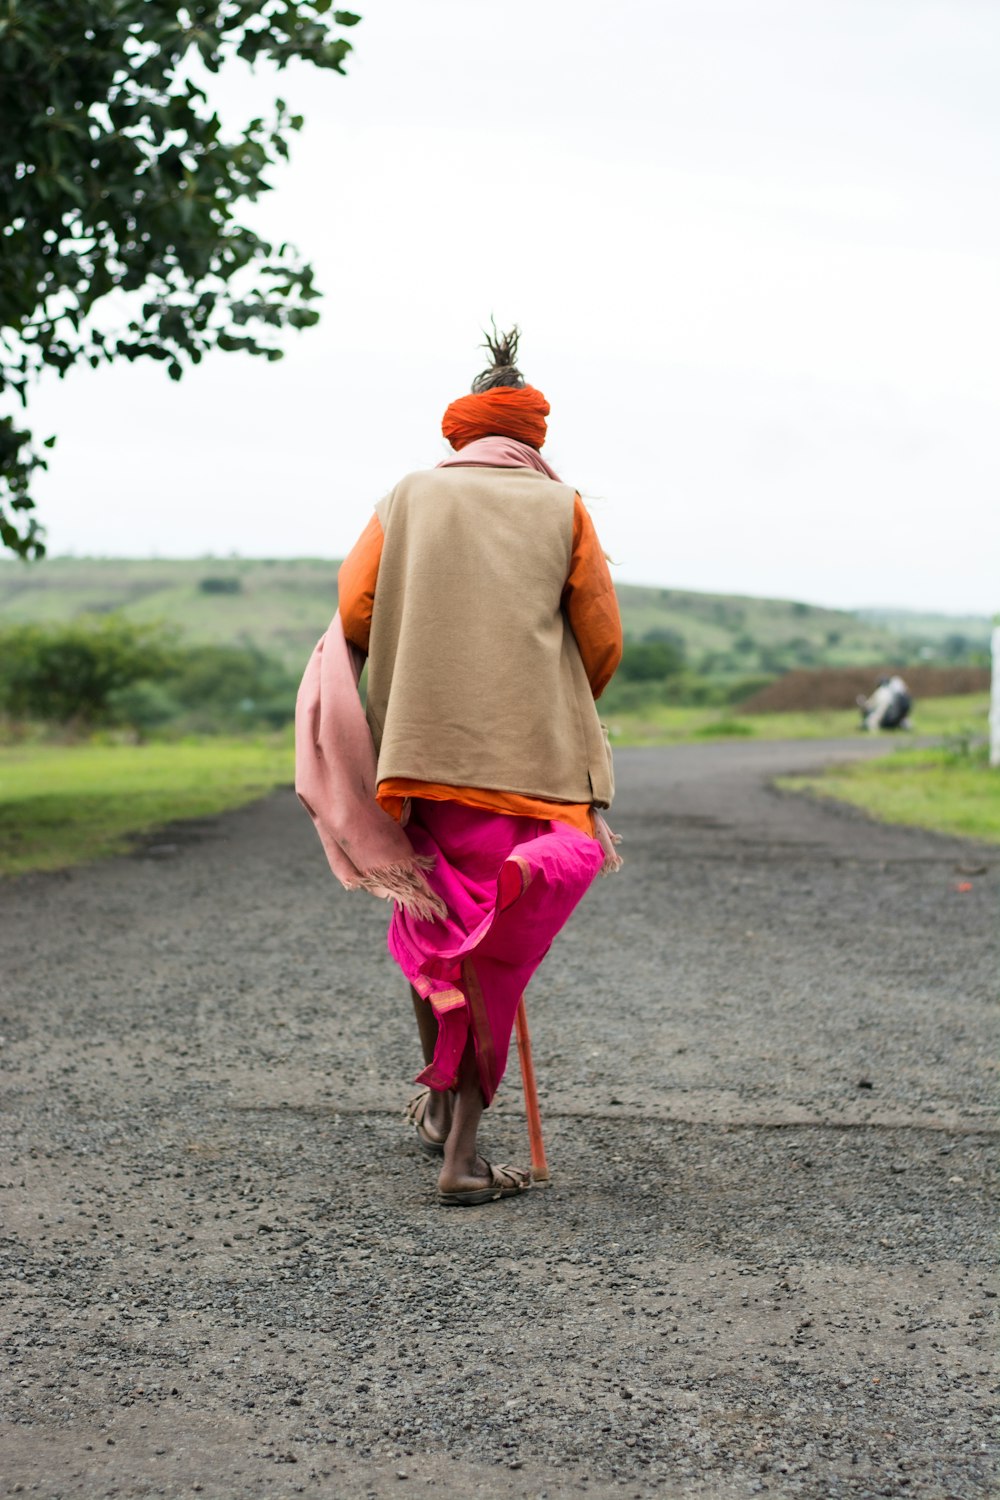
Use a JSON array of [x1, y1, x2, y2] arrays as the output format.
[[1, 556, 990, 684], [0, 554, 991, 629]]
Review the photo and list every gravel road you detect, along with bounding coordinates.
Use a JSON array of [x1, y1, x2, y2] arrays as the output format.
[[2, 739, 996, 1500]]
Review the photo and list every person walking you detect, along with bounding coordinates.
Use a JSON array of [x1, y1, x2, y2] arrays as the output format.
[[299, 327, 622, 1205]]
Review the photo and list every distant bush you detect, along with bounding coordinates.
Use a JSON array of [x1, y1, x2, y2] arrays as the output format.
[[0, 619, 298, 735], [724, 675, 777, 705], [787, 635, 817, 665], [709, 601, 745, 626], [618, 638, 685, 683], [641, 627, 686, 651], [199, 576, 243, 594], [0, 617, 173, 725], [693, 718, 755, 738], [601, 670, 733, 713], [161, 643, 298, 730], [896, 635, 989, 668], [106, 679, 182, 733], [942, 633, 976, 663]]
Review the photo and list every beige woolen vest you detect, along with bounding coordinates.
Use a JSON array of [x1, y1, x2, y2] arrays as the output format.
[[367, 465, 614, 808]]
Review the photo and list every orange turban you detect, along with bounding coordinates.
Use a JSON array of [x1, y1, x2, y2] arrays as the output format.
[[442, 385, 550, 451]]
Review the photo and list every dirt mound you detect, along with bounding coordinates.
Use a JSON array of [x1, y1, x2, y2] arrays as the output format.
[[738, 665, 990, 713]]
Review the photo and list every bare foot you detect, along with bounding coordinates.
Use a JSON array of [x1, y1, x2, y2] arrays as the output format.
[[406, 1089, 454, 1153], [421, 1089, 453, 1145]]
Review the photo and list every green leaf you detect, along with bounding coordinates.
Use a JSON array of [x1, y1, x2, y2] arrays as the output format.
[[0, 0, 349, 554]]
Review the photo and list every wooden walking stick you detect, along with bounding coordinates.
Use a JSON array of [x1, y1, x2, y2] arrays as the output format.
[[514, 996, 549, 1182]]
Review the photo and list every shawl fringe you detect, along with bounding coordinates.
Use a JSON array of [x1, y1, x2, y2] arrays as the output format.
[[353, 857, 449, 922], [593, 811, 624, 876]]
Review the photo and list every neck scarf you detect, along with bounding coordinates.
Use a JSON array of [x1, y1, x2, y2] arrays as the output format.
[[437, 434, 563, 483], [442, 384, 550, 452]]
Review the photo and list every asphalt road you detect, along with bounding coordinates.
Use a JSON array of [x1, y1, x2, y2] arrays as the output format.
[[2, 739, 997, 1500]]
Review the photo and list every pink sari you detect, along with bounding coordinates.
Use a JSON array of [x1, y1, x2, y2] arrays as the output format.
[[389, 801, 604, 1104]]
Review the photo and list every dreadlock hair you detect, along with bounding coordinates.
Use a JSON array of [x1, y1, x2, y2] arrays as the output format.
[[470, 321, 526, 393]]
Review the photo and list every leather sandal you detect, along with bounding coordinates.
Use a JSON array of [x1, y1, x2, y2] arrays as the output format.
[[404, 1089, 450, 1156], [438, 1161, 532, 1207]]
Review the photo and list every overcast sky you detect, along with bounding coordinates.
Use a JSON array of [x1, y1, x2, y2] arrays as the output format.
[[25, 0, 1000, 613]]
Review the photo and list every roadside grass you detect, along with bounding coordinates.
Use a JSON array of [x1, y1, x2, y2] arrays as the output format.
[[0, 736, 293, 876], [776, 745, 1000, 844], [605, 693, 989, 746], [0, 692, 991, 877]]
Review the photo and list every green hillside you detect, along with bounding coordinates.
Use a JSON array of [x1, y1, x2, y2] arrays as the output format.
[[0, 557, 340, 673], [854, 607, 993, 656], [0, 556, 985, 676], [610, 583, 903, 673]]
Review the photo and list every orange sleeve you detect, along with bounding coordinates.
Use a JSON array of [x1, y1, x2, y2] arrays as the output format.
[[337, 513, 383, 653], [563, 495, 622, 699]]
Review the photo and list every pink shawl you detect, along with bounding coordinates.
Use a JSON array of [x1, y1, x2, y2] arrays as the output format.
[[294, 614, 446, 922]]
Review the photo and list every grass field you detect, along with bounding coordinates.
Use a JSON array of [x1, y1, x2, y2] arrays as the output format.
[[777, 745, 1000, 844], [0, 694, 990, 877], [0, 737, 293, 876], [605, 693, 989, 746]]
